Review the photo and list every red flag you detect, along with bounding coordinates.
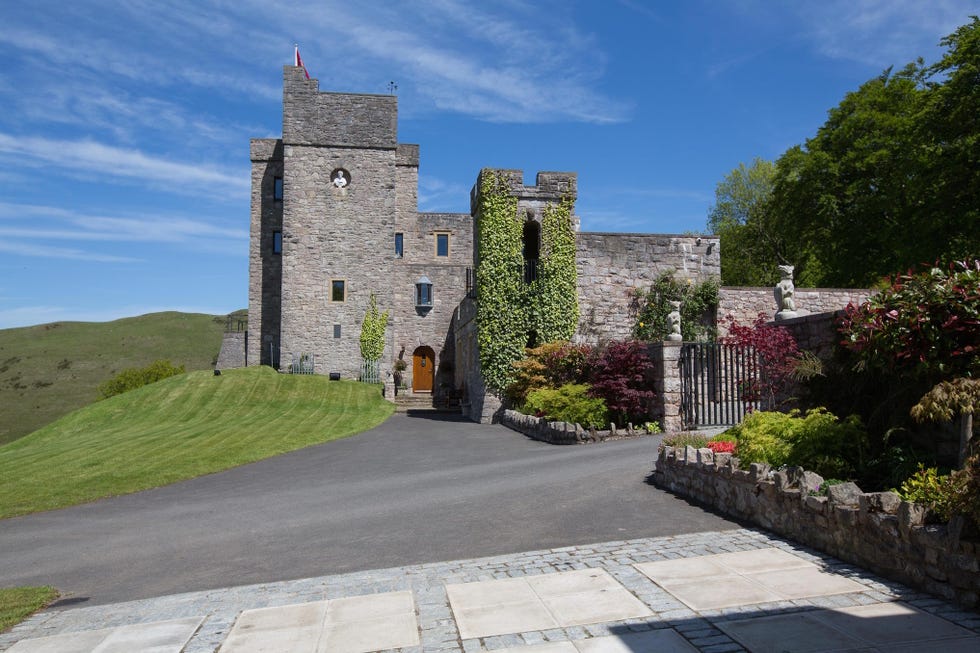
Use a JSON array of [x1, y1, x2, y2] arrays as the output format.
[[294, 45, 310, 79]]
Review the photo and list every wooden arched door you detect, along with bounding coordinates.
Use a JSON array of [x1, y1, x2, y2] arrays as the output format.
[[412, 346, 435, 392]]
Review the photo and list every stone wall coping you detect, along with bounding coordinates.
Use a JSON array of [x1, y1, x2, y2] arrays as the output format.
[[655, 446, 980, 607], [500, 408, 652, 445], [580, 232, 719, 239], [721, 286, 873, 293]]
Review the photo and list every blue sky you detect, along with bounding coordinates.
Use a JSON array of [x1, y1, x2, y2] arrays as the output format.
[[0, 1, 975, 328]]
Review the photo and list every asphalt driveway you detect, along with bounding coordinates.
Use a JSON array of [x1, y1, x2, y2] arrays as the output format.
[[0, 412, 739, 606]]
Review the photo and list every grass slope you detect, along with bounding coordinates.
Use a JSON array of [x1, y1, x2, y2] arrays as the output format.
[[0, 366, 394, 520], [0, 312, 234, 445]]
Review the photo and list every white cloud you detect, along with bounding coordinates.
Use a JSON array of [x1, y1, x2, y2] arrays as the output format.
[[0, 134, 249, 198], [0, 241, 140, 263], [795, 0, 976, 68]]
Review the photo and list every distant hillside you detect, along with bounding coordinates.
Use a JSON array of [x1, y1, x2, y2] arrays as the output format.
[[0, 311, 243, 445]]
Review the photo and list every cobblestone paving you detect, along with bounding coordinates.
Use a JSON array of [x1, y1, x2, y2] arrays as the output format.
[[2, 528, 978, 652]]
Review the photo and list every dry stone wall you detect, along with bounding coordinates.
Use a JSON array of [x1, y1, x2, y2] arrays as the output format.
[[655, 446, 980, 607]]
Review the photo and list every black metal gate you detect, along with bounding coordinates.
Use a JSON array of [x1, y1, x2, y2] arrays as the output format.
[[680, 343, 760, 429]]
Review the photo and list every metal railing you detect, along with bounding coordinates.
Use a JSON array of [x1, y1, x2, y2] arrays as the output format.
[[680, 343, 760, 429]]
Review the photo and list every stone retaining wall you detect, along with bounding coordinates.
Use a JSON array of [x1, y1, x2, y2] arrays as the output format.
[[500, 409, 649, 445], [654, 446, 980, 607]]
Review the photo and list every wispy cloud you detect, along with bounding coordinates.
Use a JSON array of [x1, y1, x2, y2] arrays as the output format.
[[794, 0, 976, 68], [292, 0, 631, 123], [418, 176, 472, 213], [0, 241, 140, 263], [0, 134, 249, 198]]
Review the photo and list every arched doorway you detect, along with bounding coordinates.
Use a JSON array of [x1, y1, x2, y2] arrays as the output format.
[[412, 346, 435, 392]]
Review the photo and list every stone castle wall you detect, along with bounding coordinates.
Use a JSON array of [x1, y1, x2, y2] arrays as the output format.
[[392, 212, 473, 394], [247, 138, 284, 367], [575, 234, 720, 344]]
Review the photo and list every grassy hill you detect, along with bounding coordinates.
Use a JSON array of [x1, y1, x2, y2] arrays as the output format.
[[0, 366, 394, 519], [0, 311, 239, 445]]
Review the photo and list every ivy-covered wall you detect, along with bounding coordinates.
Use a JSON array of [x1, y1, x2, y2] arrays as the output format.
[[473, 169, 580, 395]]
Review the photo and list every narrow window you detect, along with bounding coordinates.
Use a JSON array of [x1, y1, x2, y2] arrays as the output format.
[[330, 279, 346, 302], [395, 232, 404, 258], [273, 177, 283, 201], [333, 324, 341, 338], [522, 221, 540, 283], [435, 232, 449, 257], [272, 230, 282, 254]]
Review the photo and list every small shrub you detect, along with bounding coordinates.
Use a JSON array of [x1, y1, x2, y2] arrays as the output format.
[[897, 465, 964, 522], [524, 383, 609, 429], [726, 408, 869, 478], [720, 313, 802, 408], [643, 421, 663, 434], [726, 411, 797, 467], [98, 359, 185, 400], [788, 409, 868, 479], [505, 341, 592, 407], [588, 340, 655, 426]]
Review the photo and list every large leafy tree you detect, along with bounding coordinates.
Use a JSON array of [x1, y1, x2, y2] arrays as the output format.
[[706, 158, 783, 286], [712, 17, 979, 288]]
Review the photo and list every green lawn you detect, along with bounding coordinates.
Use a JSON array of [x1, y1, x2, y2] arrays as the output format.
[[0, 586, 57, 633], [0, 366, 394, 519], [0, 311, 239, 445]]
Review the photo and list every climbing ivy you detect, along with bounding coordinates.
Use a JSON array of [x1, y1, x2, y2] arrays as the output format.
[[359, 293, 389, 361], [535, 197, 579, 343], [475, 171, 580, 392], [633, 272, 719, 342], [475, 171, 526, 391]]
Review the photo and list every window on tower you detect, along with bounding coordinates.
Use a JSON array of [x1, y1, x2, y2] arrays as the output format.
[[330, 279, 346, 302], [435, 232, 449, 257]]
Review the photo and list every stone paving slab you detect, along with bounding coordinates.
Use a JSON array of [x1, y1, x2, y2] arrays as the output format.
[[2, 529, 979, 653]]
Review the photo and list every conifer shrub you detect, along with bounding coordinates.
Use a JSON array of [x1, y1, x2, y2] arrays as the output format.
[[723, 408, 869, 478], [524, 383, 609, 429]]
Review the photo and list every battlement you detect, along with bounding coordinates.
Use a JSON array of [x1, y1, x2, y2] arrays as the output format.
[[282, 66, 398, 148], [470, 168, 577, 215]]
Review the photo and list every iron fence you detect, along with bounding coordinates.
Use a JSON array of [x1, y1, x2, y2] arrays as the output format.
[[680, 343, 760, 429]]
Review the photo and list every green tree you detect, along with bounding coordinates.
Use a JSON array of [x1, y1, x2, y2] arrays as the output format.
[[706, 158, 783, 286], [359, 294, 389, 362]]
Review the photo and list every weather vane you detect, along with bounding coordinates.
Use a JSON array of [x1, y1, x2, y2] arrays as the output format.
[[387, 81, 398, 95]]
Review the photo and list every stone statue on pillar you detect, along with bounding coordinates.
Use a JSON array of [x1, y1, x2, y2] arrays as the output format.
[[774, 264, 799, 321], [666, 300, 683, 341]]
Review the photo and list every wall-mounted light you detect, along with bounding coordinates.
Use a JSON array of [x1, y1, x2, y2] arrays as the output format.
[[415, 275, 433, 308]]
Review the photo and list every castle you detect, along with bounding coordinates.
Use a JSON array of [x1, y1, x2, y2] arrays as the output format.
[[248, 66, 721, 422]]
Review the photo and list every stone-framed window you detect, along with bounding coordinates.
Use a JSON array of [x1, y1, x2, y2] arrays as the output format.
[[273, 177, 283, 201], [434, 232, 450, 258], [395, 232, 404, 258], [330, 279, 346, 302], [272, 230, 282, 254]]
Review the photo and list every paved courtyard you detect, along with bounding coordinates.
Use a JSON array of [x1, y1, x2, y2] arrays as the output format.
[[3, 528, 978, 652]]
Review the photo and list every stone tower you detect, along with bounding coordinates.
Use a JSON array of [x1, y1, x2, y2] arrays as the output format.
[[249, 66, 414, 376]]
